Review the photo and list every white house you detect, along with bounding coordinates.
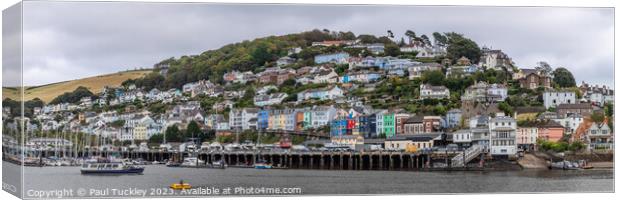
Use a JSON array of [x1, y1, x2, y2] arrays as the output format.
[[419, 84, 450, 99], [543, 91, 576, 109], [297, 86, 344, 102], [488, 116, 517, 156], [254, 93, 288, 107]]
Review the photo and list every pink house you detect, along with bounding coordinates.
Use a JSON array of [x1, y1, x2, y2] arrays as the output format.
[[537, 120, 565, 142]]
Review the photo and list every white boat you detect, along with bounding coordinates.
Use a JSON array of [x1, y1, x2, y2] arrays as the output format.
[[180, 157, 205, 167], [81, 162, 144, 174]]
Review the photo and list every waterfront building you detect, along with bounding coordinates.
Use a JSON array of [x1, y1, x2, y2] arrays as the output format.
[[488, 116, 517, 156], [382, 113, 396, 138], [445, 109, 463, 129], [516, 127, 538, 151]]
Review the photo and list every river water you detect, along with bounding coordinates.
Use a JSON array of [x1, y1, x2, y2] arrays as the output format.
[[3, 162, 613, 198]]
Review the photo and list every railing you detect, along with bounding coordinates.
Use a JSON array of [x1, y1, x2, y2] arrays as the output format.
[[451, 145, 482, 167]]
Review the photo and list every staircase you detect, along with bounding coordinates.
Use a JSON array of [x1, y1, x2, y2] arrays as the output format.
[[451, 145, 483, 167]]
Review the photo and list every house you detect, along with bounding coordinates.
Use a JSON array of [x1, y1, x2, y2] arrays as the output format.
[[308, 106, 337, 129], [552, 113, 583, 135], [462, 82, 508, 102], [253, 93, 288, 107], [446, 65, 479, 78], [342, 71, 383, 83], [276, 56, 296, 67], [346, 43, 385, 54], [313, 69, 339, 84], [488, 116, 517, 156], [407, 63, 442, 80], [543, 90, 576, 109], [557, 103, 592, 118], [423, 116, 442, 133], [384, 133, 442, 150], [403, 116, 425, 135], [445, 109, 463, 128], [394, 112, 411, 135], [537, 120, 565, 142], [419, 84, 450, 99], [297, 86, 344, 102], [478, 47, 513, 70], [579, 82, 614, 107], [584, 120, 613, 150], [330, 135, 365, 150], [229, 108, 258, 131], [516, 127, 538, 151], [314, 52, 350, 64], [453, 129, 473, 148], [311, 40, 356, 47], [517, 69, 552, 90]]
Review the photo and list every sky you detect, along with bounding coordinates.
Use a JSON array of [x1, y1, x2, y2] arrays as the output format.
[[3, 2, 614, 88]]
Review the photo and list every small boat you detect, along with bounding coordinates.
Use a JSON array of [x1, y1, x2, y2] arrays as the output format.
[[166, 161, 181, 167], [170, 183, 192, 190], [254, 162, 272, 169], [210, 160, 227, 169], [549, 160, 581, 170], [180, 157, 205, 167], [80, 162, 145, 174]]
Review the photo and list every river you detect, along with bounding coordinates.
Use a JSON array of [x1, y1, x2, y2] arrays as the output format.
[[2, 161, 613, 198]]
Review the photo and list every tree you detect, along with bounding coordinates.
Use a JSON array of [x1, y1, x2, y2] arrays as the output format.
[[445, 32, 482, 64], [421, 70, 445, 85], [384, 43, 401, 57], [591, 112, 605, 123], [552, 67, 576, 88], [251, 42, 275, 66], [405, 30, 416, 44], [420, 35, 431, 46], [432, 32, 447, 47], [605, 103, 614, 118], [165, 125, 182, 142], [186, 120, 202, 139], [535, 61, 553, 76]]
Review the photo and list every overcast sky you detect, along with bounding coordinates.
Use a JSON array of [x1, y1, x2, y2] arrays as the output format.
[[5, 2, 614, 87]]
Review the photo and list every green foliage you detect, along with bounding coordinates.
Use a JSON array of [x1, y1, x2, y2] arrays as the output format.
[[50, 86, 94, 105], [498, 102, 514, 116], [384, 43, 401, 57], [421, 70, 445, 85], [185, 120, 202, 139], [552, 67, 576, 88], [164, 125, 183, 142], [591, 112, 605, 123], [538, 139, 586, 152], [444, 32, 482, 63], [111, 120, 125, 128], [147, 103, 167, 115], [605, 103, 613, 117]]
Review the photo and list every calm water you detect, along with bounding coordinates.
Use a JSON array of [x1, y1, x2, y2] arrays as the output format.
[[3, 161, 613, 198]]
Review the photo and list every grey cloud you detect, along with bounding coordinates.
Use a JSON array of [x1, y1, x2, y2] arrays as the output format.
[[18, 2, 613, 87]]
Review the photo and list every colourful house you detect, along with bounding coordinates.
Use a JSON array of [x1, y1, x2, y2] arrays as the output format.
[[538, 120, 565, 142], [383, 113, 395, 138]]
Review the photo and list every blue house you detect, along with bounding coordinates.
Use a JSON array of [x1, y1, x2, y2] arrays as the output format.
[[330, 118, 347, 137], [258, 109, 270, 130], [315, 52, 350, 64], [446, 109, 462, 128]]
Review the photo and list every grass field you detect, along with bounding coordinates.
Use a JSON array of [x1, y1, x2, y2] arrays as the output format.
[[2, 70, 152, 103]]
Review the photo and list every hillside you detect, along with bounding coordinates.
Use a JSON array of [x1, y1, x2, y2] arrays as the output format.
[[2, 70, 152, 103]]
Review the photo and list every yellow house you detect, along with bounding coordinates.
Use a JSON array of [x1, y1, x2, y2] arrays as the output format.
[[133, 125, 148, 141]]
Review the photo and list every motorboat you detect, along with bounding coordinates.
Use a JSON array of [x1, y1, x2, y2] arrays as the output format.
[[180, 157, 205, 167], [80, 162, 144, 174]]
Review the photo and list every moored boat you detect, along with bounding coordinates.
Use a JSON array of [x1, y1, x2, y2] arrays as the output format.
[[254, 162, 272, 169], [80, 162, 145, 174]]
